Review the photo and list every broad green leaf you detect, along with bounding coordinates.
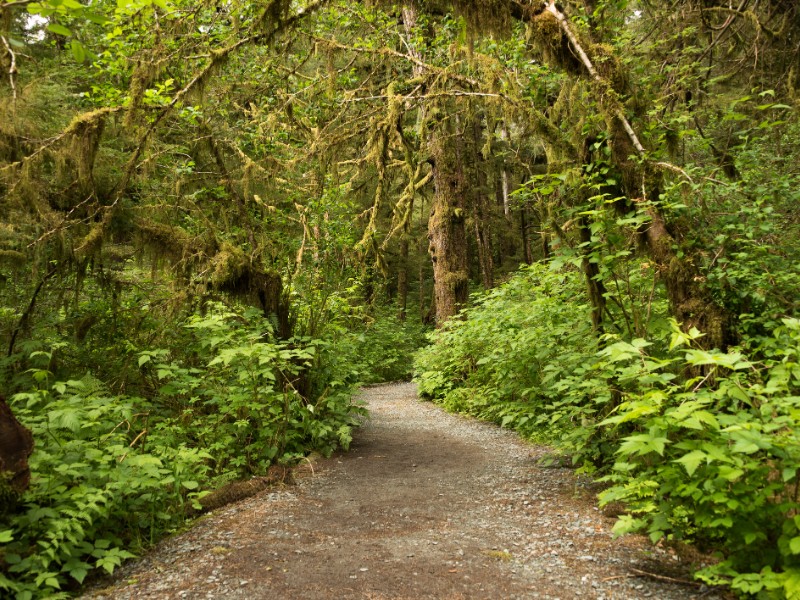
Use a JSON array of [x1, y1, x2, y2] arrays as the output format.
[[789, 537, 800, 555], [47, 23, 73, 36], [674, 450, 707, 476], [785, 569, 800, 600], [71, 40, 86, 63]]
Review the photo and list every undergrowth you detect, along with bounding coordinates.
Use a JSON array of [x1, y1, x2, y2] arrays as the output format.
[[0, 302, 379, 598], [415, 262, 800, 599]]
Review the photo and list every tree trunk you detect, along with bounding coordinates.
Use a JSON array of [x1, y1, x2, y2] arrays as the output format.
[[500, 121, 512, 219], [0, 396, 34, 507], [520, 204, 534, 264], [397, 236, 409, 321], [428, 123, 469, 324], [467, 114, 494, 289]]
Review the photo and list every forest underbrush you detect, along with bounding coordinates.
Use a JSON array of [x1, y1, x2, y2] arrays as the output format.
[[0, 280, 426, 599], [415, 262, 800, 599]]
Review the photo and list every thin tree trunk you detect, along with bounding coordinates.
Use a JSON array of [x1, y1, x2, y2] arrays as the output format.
[[397, 236, 409, 321], [467, 114, 494, 289], [501, 121, 511, 219], [520, 204, 534, 264]]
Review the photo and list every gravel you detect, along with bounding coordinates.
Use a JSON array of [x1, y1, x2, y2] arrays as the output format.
[[83, 383, 728, 600]]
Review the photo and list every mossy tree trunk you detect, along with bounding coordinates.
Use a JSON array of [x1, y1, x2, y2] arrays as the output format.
[[428, 121, 469, 324]]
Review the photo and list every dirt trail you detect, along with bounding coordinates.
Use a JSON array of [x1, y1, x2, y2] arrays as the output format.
[[86, 383, 724, 600]]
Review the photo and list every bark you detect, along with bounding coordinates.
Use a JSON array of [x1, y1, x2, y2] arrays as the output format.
[[467, 115, 494, 289], [255, 270, 293, 340], [0, 396, 34, 503], [520, 204, 534, 264], [500, 122, 512, 219], [428, 123, 469, 324], [397, 236, 409, 321], [642, 209, 731, 347]]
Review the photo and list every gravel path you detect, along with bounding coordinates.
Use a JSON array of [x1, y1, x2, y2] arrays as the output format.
[[85, 383, 726, 599]]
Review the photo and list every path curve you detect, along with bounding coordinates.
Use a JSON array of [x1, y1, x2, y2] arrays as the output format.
[[86, 383, 724, 600]]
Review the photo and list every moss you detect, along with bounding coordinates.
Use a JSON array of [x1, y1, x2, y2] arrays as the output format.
[[135, 219, 196, 259], [210, 243, 248, 288], [443, 270, 469, 290], [529, 10, 580, 76], [0, 249, 25, 266], [75, 217, 107, 259]]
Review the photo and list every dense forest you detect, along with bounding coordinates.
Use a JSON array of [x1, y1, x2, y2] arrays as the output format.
[[0, 0, 798, 597]]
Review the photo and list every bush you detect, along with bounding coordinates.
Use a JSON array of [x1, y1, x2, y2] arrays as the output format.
[[0, 304, 364, 599], [415, 262, 597, 442], [598, 319, 800, 599], [415, 262, 800, 598]]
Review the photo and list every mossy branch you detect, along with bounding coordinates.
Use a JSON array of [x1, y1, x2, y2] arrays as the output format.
[[543, 1, 645, 156]]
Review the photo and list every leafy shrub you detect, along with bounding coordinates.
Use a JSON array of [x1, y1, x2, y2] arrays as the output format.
[[348, 306, 429, 384], [415, 262, 800, 598], [415, 263, 597, 441], [598, 319, 800, 599], [0, 304, 364, 599]]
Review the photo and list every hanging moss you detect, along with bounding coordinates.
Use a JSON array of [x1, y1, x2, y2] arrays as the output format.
[[124, 59, 157, 128], [210, 243, 248, 289], [67, 112, 106, 192], [135, 218, 198, 260], [0, 249, 25, 267], [528, 9, 581, 76]]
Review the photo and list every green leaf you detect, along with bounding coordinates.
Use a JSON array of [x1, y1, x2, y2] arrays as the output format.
[[138, 354, 151, 367], [0, 530, 12, 543], [611, 514, 645, 537], [70, 39, 86, 63], [47, 23, 73, 37], [674, 450, 706, 476], [84, 10, 111, 24], [785, 569, 800, 600], [618, 431, 670, 457], [789, 537, 800, 555], [49, 408, 81, 432]]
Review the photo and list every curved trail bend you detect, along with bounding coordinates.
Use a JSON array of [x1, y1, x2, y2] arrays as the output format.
[[88, 383, 723, 600]]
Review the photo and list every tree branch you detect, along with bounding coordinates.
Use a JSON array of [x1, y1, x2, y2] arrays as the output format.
[[543, 1, 646, 156], [0, 34, 17, 101]]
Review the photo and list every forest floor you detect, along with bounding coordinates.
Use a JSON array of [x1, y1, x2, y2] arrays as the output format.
[[84, 383, 729, 600]]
